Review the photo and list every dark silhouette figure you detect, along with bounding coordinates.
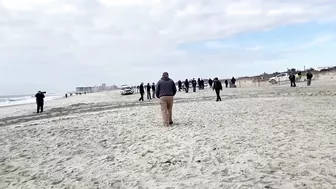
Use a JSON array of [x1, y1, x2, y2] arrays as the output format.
[[35, 91, 45, 113], [177, 80, 182, 91], [139, 83, 144, 101], [197, 78, 201, 89], [200, 79, 204, 89], [184, 79, 189, 93], [289, 73, 296, 87], [213, 77, 222, 101], [231, 77, 236, 85], [208, 78, 213, 89], [65, 94, 68, 98], [146, 83, 151, 100], [152, 83, 156, 98], [306, 71, 313, 86], [224, 80, 228, 88], [192, 78, 197, 92]]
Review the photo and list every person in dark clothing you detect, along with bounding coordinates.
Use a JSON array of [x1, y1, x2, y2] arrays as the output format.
[[289, 73, 296, 87], [306, 71, 313, 86], [139, 83, 144, 101], [146, 83, 152, 100], [184, 79, 189, 93], [213, 77, 222, 101], [192, 78, 197, 92], [197, 78, 201, 89], [151, 83, 156, 98], [200, 79, 204, 89], [208, 78, 213, 89], [177, 80, 182, 92], [35, 91, 45, 113], [224, 80, 228, 88], [231, 77, 236, 85]]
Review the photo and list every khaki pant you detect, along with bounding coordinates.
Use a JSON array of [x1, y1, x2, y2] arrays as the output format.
[[160, 96, 174, 126]]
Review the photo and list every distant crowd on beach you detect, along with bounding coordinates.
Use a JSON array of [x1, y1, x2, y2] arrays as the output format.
[[134, 77, 238, 101], [34, 70, 314, 122]]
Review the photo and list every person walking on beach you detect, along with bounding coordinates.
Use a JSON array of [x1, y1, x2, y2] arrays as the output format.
[[177, 80, 182, 92], [152, 83, 156, 98], [224, 80, 228, 88], [306, 71, 313, 86], [289, 73, 296, 87], [156, 72, 177, 127], [184, 79, 189, 93], [213, 77, 222, 101], [139, 83, 144, 101], [192, 78, 197, 92], [35, 91, 45, 113], [208, 78, 213, 89], [146, 83, 152, 100]]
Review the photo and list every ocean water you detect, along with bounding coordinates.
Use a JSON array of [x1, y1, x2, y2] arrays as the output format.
[[0, 94, 63, 107]]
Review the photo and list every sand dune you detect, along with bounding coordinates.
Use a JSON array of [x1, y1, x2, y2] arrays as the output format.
[[1, 80, 336, 188]]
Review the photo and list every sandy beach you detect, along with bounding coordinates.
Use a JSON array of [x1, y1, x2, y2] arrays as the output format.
[[1, 78, 336, 189]]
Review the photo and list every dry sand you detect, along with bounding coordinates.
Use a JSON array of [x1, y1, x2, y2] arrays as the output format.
[[1, 78, 336, 189]]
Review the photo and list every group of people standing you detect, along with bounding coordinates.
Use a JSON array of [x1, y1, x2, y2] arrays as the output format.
[[137, 83, 156, 101], [289, 71, 314, 87]]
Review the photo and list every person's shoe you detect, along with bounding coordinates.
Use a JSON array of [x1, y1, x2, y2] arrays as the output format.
[[169, 121, 173, 125]]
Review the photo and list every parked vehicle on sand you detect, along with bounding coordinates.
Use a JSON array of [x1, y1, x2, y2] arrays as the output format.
[[269, 73, 289, 84], [120, 85, 134, 95]]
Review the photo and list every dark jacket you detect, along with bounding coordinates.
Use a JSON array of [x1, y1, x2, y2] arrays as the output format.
[[184, 80, 189, 88], [192, 80, 197, 87], [289, 74, 295, 80], [213, 80, 223, 91], [231, 77, 236, 84], [178, 80, 182, 88], [146, 84, 151, 92], [35, 93, 45, 104], [139, 84, 144, 94], [208, 79, 213, 86], [306, 72, 313, 79], [152, 84, 156, 91], [224, 80, 228, 84], [156, 77, 177, 98]]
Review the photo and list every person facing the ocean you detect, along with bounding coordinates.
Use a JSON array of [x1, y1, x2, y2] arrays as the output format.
[[156, 72, 177, 127], [35, 91, 45, 113]]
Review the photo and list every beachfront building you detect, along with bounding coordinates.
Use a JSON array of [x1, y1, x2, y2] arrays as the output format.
[[76, 87, 94, 93]]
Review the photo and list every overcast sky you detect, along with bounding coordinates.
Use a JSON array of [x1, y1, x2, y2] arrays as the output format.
[[1, 0, 336, 95]]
